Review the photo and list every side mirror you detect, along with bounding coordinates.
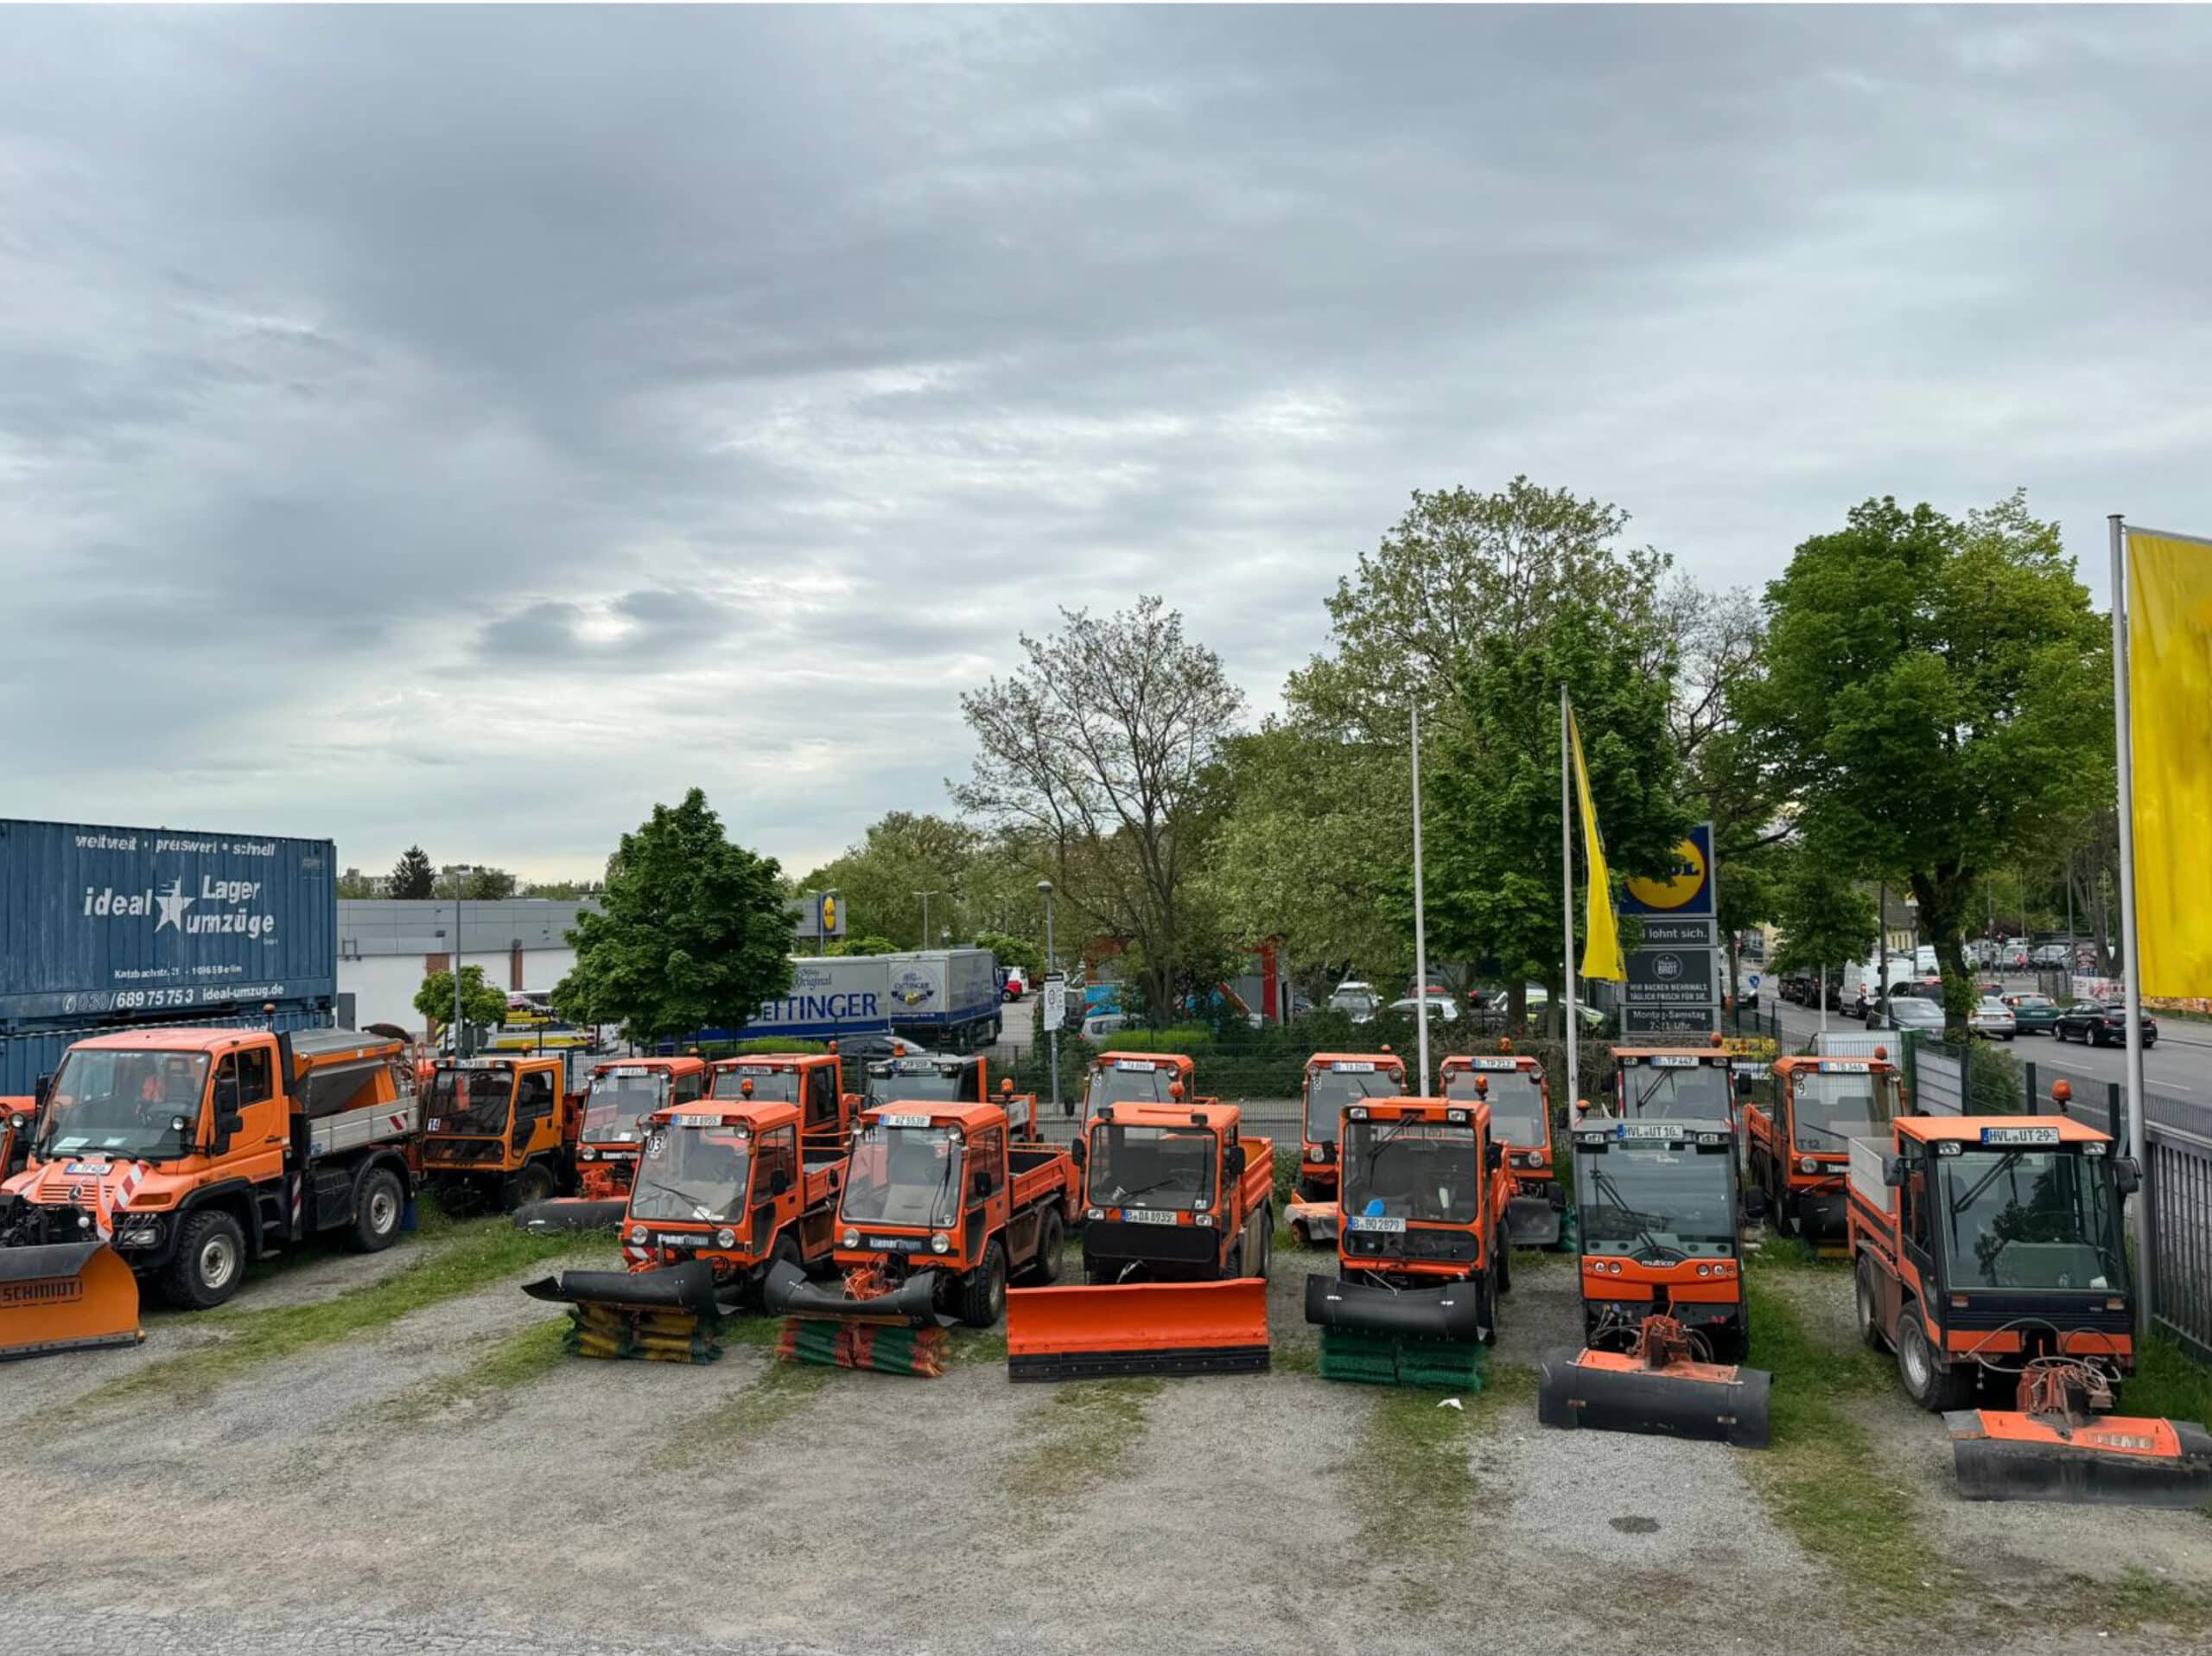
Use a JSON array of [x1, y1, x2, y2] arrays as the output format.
[[1484, 1141, 1503, 1171], [1224, 1143, 1246, 1178], [1882, 1156, 1907, 1189], [33, 1073, 52, 1109], [2113, 1156, 2142, 1196]]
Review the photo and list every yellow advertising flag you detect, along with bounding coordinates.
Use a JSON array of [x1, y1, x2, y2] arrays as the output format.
[[2127, 529, 2212, 997], [1568, 709, 1627, 983]]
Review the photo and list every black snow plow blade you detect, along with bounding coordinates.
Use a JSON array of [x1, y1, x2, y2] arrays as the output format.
[[762, 1259, 946, 1326], [512, 1197, 628, 1235], [1303, 1271, 1484, 1344], [523, 1259, 720, 1319], [1946, 1411, 2212, 1506], [1504, 1195, 1562, 1250], [1535, 1346, 1771, 1449]]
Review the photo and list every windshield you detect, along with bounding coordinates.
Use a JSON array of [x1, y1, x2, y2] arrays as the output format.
[[582, 1070, 670, 1143], [628, 1123, 752, 1224], [1089, 1124, 1215, 1210], [1940, 1150, 2125, 1290], [423, 1067, 515, 1135], [712, 1067, 800, 1103], [1084, 1062, 1176, 1123], [1575, 1143, 1737, 1258], [39, 1049, 209, 1159], [1305, 1066, 1401, 1143], [1443, 1069, 1548, 1147], [1342, 1120, 1482, 1225], [1622, 1062, 1732, 1119], [1789, 1070, 1897, 1153], [841, 1124, 964, 1227], [867, 1066, 972, 1105], [1891, 1000, 1944, 1025]]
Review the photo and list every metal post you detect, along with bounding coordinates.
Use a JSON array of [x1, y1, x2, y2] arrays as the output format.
[[1040, 881, 1060, 1118], [1560, 686, 1580, 1116], [1819, 962, 1827, 1033], [2108, 513, 2152, 1338], [454, 893, 464, 1057], [1878, 881, 1889, 1011], [1410, 698, 1431, 1097], [915, 890, 938, 949]]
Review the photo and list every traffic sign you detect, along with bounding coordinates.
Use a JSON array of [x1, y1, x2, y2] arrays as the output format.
[[1042, 973, 1067, 1029]]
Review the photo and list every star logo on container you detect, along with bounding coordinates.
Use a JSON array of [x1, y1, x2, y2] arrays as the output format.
[[155, 879, 194, 933]]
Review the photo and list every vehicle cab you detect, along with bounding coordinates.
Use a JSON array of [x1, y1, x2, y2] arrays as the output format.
[[1077, 1099, 1254, 1282], [577, 1057, 709, 1200], [419, 1055, 576, 1206], [1297, 1053, 1405, 1202], [1611, 1044, 1737, 1129], [709, 1052, 849, 1151], [1441, 1049, 1560, 1246], [864, 1054, 988, 1111], [1747, 1054, 1901, 1240], [1079, 1052, 1198, 1130], [1, 1097, 36, 1178], [622, 1096, 842, 1287], [1337, 1096, 1511, 1285], [1569, 1115, 1747, 1360]]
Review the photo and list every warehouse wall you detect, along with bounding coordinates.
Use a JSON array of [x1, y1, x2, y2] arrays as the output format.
[[337, 946, 578, 1033]]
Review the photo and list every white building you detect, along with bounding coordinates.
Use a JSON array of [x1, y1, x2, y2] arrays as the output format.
[[337, 899, 589, 1034]]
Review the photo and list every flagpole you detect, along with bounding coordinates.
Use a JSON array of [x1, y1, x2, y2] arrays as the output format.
[[1560, 685, 1579, 1117], [2109, 513, 2151, 1340], [1410, 697, 1432, 1097]]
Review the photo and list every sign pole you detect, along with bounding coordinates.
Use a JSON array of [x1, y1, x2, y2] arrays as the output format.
[[1560, 686, 1579, 1116], [1409, 698, 1432, 1097], [2108, 513, 2152, 1339]]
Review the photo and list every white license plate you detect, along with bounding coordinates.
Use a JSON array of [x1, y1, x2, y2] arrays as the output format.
[[64, 1162, 109, 1175], [1347, 1215, 1407, 1234], [1122, 1209, 1180, 1226]]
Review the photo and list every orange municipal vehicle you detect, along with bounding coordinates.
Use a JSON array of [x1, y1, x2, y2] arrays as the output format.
[[418, 1054, 586, 1213], [1536, 1115, 1770, 1447], [1077, 1051, 1198, 1130], [0, 1025, 419, 1359], [1848, 1113, 2211, 1504], [1612, 1042, 1738, 1127], [1294, 1052, 1405, 1206], [865, 1052, 988, 1109], [765, 1096, 1077, 1373], [1007, 1099, 1274, 1380], [516, 1054, 709, 1232], [1744, 1052, 1901, 1242], [2, 1098, 36, 1179], [523, 1080, 855, 1361], [1304, 1093, 1513, 1388], [709, 1052, 853, 1151], [1441, 1049, 1561, 1248]]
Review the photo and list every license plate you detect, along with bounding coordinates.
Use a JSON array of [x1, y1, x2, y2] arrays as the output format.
[[1122, 1209, 1180, 1226], [64, 1162, 109, 1175], [1346, 1215, 1406, 1233]]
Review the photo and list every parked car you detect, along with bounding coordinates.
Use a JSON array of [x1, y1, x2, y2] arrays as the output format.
[[2000, 992, 2060, 1035], [1328, 981, 1380, 1022], [2004, 945, 2031, 969], [2053, 1001, 2158, 1048], [1001, 966, 1029, 1001], [1880, 996, 1948, 1035], [1389, 996, 1460, 1023], [2031, 943, 2074, 969], [1967, 997, 2017, 1041]]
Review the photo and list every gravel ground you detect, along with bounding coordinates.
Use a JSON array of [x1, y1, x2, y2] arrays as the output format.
[[4, 1224, 2208, 1656]]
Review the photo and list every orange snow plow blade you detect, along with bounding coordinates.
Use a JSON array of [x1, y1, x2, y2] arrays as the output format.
[[1007, 1278, 1269, 1381], [0, 1243, 145, 1362]]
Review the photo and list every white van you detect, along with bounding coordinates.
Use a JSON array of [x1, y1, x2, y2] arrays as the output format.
[[1839, 957, 1919, 1017]]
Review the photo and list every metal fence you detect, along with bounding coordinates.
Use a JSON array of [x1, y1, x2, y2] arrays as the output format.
[[2145, 1118, 2212, 1363]]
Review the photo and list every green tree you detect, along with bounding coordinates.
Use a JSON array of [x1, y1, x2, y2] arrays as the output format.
[[390, 845, 434, 901], [414, 965, 510, 1041], [798, 812, 978, 951], [336, 870, 377, 899], [826, 934, 900, 957], [971, 929, 1044, 983], [1767, 850, 1878, 1006], [1739, 492, 2112, 1031], [553, 789, 795, 1044]]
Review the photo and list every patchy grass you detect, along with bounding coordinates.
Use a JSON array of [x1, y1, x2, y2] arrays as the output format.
[[657, 1360, 833, 1468], [381, 1315, 571, 1421], [2123, 1335, 2212, 1430], [1344, 1364, 1525, 1611], [1002, 1376, 1164, 1506], [2086, 1565, 2212, 1632], [1740, 1269, 1952, 1607], [57, 1218, 606, 1417]]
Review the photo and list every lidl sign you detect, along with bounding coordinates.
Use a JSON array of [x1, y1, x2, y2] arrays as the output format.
[[1622, 823, 1714, 917]]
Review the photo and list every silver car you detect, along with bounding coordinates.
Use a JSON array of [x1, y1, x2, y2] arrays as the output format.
[[1968, 997, 2017, 1041], [1883, 996, 1948, 1034]]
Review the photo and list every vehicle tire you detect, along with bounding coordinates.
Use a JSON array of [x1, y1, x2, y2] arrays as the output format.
[[163, 1209, 247, 1310], [1022, 1209, 1065, 1285], [753, 1232, 803, 1309], [347, 1168, 405, 1254], [1771, 1168, 1798, 1239], [1897, 1307, 1973, 1411], [2001, 1033, 2014, 1042], [1495, 1234, 1512, 1296], [1476, 1260, 1498, 1346], [510, 1161, 556, 1212], [2144, 1035, 2158, 1049], [960, 1241, 1007, 1328], [1254, 1210, 1272, 1282], [1854, 1254, 1888, 1352]]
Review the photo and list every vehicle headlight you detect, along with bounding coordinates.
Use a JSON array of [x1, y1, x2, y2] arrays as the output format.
[[1696, 1264, 1713, 1278], [841, 1229, 860, 1250], [1306, 1145, 1325, 1162], [629, 1225, 648, 1244], [579, 1145, 597, 1162], [1086, 1207, 1104, 1221], [76, 1212, 92, 1231], [714, 1227, 737, 1249], [930, 1232, 950, 1254], [1195, 1213, 1217, 1227], [1799, 1156, 1821, 1175]]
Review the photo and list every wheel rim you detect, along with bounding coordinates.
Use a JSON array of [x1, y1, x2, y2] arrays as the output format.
[[1857, 1271, 1876, 1334], [368, 1188, 399, 1234], [1901, 1321, 1931, 1390], [200, 1232, 238, 1290]]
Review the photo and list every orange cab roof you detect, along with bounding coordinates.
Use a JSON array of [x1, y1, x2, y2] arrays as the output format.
[[646, 1099, 801, 1129], [596, 1055, 706, 1073], [861, 1099, 1013, 1130], [1357, 1096, 1471, 1116], [67, 1027, 279, 1054], [1094, 1099, 1240, 1130], [1611, 1047, 1730, 1061], [1306, 1052, 1405, 1069], [710, 1052, 836, 1070], [1898, 1114, 2110, 1146], [1771, 1054, 1899, 1073], [1094, 1050, 1195, 1069], [1440, 1054, 1540, 1071]]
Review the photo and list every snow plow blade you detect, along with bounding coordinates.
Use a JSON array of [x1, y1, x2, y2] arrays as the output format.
[[1006, 1278, 1270, 1381], [0, 1242, 144, 1362], [1946, 1411, 2212, 1506], [762, 1259, 946, 1327], [512, 1198, 628, 1235], [522, 1260, 721, 1319], [1535, 1347, 1771, 1449], [1504, 1195, 1562, 1251], [1304, 1271, 1485, 1344]]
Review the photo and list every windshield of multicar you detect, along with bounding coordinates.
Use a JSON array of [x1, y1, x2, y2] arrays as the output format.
[[424, 1067, 514, 1134], [1089, 1124, 1214, 1210], [1442, 1068, 1547, 1147], [629, 1124, 752, 1223], [1624, 1061, 1732, 1119], [1941, 1149, 2123, 1291], [1790, 1068, 1897, 1152], [841, 1123, 963, 1227], [582, 1069, 668, 1143], [1577, 1140, 1736, 1258], [1305, 1064, 1399, 1143]]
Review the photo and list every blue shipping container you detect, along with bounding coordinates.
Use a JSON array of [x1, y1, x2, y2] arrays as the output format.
[[0, 1004, 334, 1096], [0, 818, 338, 1029]]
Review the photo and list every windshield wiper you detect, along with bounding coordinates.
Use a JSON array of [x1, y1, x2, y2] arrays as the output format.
[[1111, 1176, 1195, 1203], [636, 1180, 713, 1221], [1589, 1169, 1682, 1260]]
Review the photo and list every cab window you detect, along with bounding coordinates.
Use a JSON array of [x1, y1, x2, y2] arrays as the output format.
[[971, 1127, 1006, 1195], [1902, 1145, 1931, 1252], [806, 1066, 840, 1131], [235, 1047, 274, 1106], [517, 1070, 555, 1121], [672, 1069, 706, 1105], [758, 1124, 798, 1197]]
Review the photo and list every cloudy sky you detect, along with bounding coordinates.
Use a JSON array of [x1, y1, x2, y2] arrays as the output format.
[[4, 7, 2208, 882]]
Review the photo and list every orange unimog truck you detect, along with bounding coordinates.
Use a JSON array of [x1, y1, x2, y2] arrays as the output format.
[[418, 1054, 584, 1213], [765, 1096, 1077, 1374], [1, 1098, 36, 1179], [1744, 1053, 1901, 1243], [1441, 1048, 1561, 1248], [518, 1054, 709, 1232], [524, 1084, 853, 1360], [1304, 1092, 1514, 1388], [0, 1026, 419, 1357]]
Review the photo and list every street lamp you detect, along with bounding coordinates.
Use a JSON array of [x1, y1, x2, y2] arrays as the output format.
[[914, 890, 940, 950], [1039, 879, 1061, 1117]]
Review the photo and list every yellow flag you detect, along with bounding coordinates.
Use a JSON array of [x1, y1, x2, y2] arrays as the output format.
[[1568, 708, 1627, 982], [2128, 529, 2212, 996]]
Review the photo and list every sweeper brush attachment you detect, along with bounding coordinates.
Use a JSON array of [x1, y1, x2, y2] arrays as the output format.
[[1535, 1318, 1770, 1449], [762, 1259, 952, 1374], [512, 1198, 629, 1235], [1945, 1359, 2212, 1506], [778, 1319, 948, 1377], [521, 1261, 723, 1363], [1006, 1279, 1269, 1381], [1305, 1272, 1487, 1389], [0, 1242, 145, 1361]]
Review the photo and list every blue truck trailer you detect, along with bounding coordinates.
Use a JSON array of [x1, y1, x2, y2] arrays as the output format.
[[0, 818, 337, 1092]]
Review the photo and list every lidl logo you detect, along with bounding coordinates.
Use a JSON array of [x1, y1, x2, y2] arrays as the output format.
[[1625, 838, 1707, 912]]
